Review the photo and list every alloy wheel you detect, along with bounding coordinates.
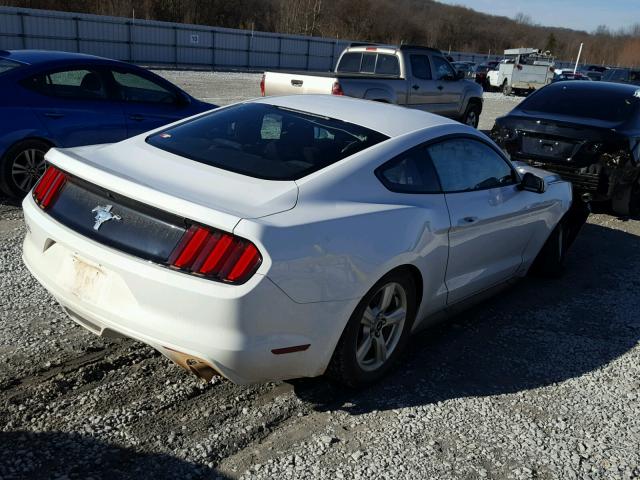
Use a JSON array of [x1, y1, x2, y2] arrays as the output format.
[[355, 282, 407, 372], [11, 148, 47, 193]]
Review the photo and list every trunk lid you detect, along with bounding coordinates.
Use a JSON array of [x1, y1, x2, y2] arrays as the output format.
[[45, 139, 299, 234], [500, 112, 623, 163]]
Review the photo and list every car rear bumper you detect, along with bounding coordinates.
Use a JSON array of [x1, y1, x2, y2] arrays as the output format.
[[22, 196, 354, 384]]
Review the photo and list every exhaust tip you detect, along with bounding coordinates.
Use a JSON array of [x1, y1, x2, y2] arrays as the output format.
[[160, 346, 221, 382]]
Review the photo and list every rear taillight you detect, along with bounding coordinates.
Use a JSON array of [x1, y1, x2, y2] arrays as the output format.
[[33, 166, 67, 209], [168, 225, 262, 284], [260, 74, 265, 97], [331, 81, 344, 96]]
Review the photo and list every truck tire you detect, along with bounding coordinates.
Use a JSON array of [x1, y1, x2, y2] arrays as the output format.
[[462, 102, 481, 128], [502, 81, 512, 96]]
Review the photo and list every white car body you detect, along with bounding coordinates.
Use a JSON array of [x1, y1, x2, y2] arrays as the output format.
[[22, 95, 572, 384]]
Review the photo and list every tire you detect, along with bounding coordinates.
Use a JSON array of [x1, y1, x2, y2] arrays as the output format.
[[462, 102, 481, 128], [611, 180, 640, 217], [327, 270, 417, 388], [530, 219, 567, 277], [0, 139, 50, 199], [502, 81, 512, 96]]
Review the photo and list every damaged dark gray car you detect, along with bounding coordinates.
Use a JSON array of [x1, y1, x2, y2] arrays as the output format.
[[491, 82, 640, 215]]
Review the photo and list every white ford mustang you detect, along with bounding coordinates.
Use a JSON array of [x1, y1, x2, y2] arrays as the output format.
[[23, 95, 575, 386]]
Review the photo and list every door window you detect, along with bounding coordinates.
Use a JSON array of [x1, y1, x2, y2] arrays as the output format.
[[377, 147, 441, 193], [427, 138, 515, 192], [433, 56, 457, 80], [111, 70, 177, 104], [22, 68, 107, 99], [410, 55, 432, 80]]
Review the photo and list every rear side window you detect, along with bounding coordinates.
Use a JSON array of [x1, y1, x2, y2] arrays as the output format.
[[22, 68, 107, 99], [410, 55, 432, 80], [111, 70, 176, 104], [375, 55, 400, 75], [521, 84, 639, 122], [147, 103, 388, 181], [604, 69, 628, 82], [428, 139, 515, 192], [0, 58, 20, 75], [377, 147, 441, 193]]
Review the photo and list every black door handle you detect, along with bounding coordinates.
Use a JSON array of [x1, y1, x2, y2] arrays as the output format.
[[129, 114, 145, 121], [44, 112, 64, 119], [412, 84, 419, 90], [437, 85, 444, 90]]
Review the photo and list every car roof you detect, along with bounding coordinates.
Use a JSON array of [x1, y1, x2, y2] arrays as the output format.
[[253, 95, 459, 137], [0, 49, 120, 66]]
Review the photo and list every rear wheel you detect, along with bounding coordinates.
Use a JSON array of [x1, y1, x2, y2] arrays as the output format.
[[0, 139, 50, 199], [502, 81, 512, 96], [462, 102, 481, 128], [327, 270, 417, 387]]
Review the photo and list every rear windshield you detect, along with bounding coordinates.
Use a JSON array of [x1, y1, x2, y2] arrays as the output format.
[[0, 58, 20, 75], [146, 103, 388, 180], [520, 85, 639, 123], [603, 69, 628, 82], [337, 52, 400, 76]]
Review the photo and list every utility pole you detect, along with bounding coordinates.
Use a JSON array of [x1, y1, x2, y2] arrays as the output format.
[[573, 43, 583, 74]]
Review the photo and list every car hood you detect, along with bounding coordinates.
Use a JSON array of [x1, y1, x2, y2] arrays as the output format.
[[44, 140, 299, 232]]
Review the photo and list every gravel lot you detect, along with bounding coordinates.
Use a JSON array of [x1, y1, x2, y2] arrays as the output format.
[[1, 71, 639, 480]]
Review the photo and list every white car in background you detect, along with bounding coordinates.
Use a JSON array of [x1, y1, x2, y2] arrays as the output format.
[[23, 95, 574, 386]]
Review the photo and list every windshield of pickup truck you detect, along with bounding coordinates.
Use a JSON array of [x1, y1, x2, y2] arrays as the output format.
[[147, 103, 389, 180], [337, 52, 400, 76]]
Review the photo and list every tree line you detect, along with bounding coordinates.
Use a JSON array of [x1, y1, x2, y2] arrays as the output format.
[[3, 0, 639, 66]]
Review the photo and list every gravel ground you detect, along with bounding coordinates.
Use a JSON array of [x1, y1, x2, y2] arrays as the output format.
[[1, 71, 639, 480]]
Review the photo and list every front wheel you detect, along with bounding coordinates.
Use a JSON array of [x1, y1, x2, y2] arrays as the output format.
[[611, 180, 640, 217], [502, 81, 512, 96], [0, 139, 50, 199], [530, 220, 567, 277], [327, 270, 417, 387]]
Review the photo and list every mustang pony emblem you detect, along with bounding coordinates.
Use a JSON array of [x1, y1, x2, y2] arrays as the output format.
[[91, 205, 121, 231]]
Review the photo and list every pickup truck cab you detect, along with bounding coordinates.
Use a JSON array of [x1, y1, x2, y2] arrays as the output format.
[[261, 44, 483, 128]]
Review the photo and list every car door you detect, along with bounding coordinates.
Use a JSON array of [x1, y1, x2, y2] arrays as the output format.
[[426, 137, 538, 304], [106, 67, 194, 137], [21, 66, 127, 147], [406, 54, 446, 113], [431, 56, 465, 117], [376, 145, 451, 322]]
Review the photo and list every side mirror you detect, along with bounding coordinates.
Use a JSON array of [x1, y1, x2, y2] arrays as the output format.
[[176, 91, 192, 106], [519, 172, 545, 193]]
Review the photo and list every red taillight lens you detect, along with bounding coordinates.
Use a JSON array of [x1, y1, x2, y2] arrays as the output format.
[[260, 74, 266, 97], [169, 225, 262, 284], [33, 166, 67, 209], [331, 81, 344, 96]]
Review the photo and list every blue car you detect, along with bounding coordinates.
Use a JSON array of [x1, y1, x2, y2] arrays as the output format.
[[0, 50, 216, 198]]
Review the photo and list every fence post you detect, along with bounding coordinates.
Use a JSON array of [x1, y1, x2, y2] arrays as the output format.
[[305, 38, 311, 70], [18, 11, 26, 49], [128, 20, 133, 62], [74, 16, 80, 52], [174, 26, 178, 68], [211, 29, 216, 70], [277, 35, 282, 70]]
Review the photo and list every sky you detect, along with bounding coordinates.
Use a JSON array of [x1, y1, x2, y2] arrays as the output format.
[[437, 0, 637, 32]]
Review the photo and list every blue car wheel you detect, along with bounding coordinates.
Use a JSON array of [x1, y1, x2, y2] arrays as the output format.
[[0, 139, 50, 198]]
